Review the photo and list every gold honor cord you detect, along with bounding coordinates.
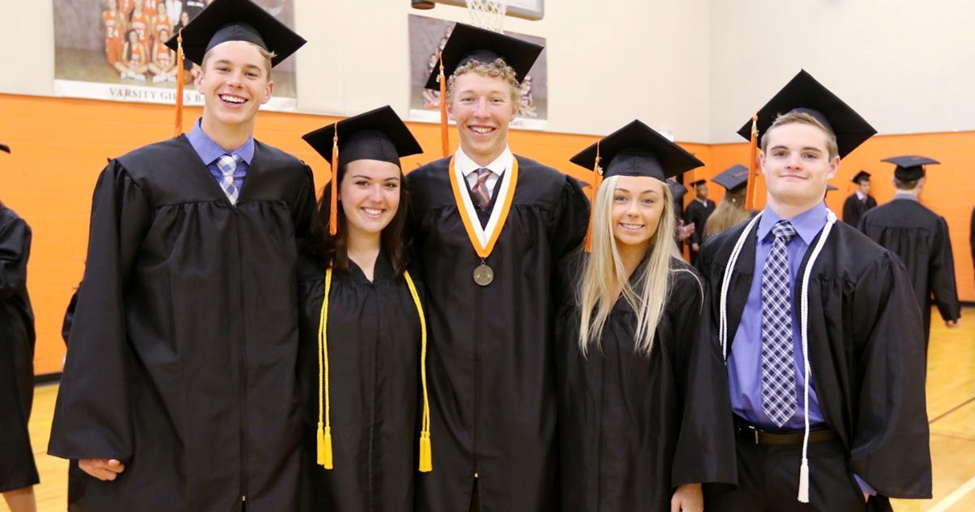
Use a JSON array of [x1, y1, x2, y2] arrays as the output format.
[[404, 271, 433, 472], [316, 267, 334, 469], [317, 268, 433, 473]]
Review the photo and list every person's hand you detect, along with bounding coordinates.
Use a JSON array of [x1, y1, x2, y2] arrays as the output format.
[[677, 222, 695, 242], [671, 483, 703, 512], [691, 243, 700, 252], [79, 458, 126, 481], [946, 319, 960, 328]]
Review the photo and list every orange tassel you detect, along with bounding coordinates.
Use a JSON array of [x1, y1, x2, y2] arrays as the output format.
[[174, 29, 185, 137], [744, 114, 759, 210], [329, 123, 339, 236], [584, 141, 603, 253], [438, 52, 449, 157]]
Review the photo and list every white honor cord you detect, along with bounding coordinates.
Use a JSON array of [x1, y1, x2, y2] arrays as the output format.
[[719, 213, 764, 360], [797, 209, 837, 503], [717, 208, 839, 504]]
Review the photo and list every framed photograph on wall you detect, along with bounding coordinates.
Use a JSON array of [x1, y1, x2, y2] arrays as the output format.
[[51, 0, 298, 110]]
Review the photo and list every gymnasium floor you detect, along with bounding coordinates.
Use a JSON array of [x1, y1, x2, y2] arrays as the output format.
[[5, 306, 974, 511]]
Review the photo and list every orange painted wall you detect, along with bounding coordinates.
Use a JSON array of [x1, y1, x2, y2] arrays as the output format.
[[1, 93, 972, 375]]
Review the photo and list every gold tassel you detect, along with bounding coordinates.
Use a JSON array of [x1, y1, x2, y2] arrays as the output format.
[[174, 29, 185, 137], [419, 432, 433, 473], [320, 426, 334, 470], [438, 51, 449, 157]]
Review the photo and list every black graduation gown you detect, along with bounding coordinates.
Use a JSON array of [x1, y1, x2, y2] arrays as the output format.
[[406, 155, 589, 512], [60, 285, 87, 512], [697, 220, 932, 509], [685, 199, 715, 263], [842, 193, 877, 228], [555, 254, 737, 512], [48, 136, 316, 512], [859, 199, 961, 343], [0, 205, 39, 492], [296, 253, 423, 511]]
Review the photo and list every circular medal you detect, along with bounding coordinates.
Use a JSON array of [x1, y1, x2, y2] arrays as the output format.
[[473, 263, 494, 287]]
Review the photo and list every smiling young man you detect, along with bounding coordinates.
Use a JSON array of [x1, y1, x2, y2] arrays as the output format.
[[48, 1, 315, 510], [697, 71, 931, 512], [407, 23, 589, 512]]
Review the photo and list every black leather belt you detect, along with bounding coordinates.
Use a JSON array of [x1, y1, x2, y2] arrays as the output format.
[[733, 416, 838, 445]]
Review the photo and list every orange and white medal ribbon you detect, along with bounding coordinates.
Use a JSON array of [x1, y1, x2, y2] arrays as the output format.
[[448, 155, 519, 286]]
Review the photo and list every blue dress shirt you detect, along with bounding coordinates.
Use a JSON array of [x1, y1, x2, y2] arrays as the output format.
[[728, 202, 828, 429], [184, 118, 254, 195]]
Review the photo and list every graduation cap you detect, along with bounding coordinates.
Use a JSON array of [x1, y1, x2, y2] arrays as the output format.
[[668, 179, 688, 201], [422, 23, 543, 90], [570, 120, 704, 250], [302, 106, 423, 236], [737, 70, 876, 158], [0, 143, 9, 154], [570, 120, 703, 181], [302, 106, 423, 170], [164, 0, 306, 67], [882, 155, 940, 181], [826, 184, 838, 192], [711, 164, 750, 192], [689, 179, 707, 188], [851, 170, 871, 184]]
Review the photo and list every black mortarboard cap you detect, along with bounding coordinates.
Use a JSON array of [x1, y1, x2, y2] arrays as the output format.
[[423, 23, 543, 90], [737, 70, 876, 158], [668, 179, 688, 201], [882, 155, 940, 181], [711, 164, 750, 192], [690, 179, 707, 187], [165, 0, 306, 67], [302, 106, 423, 169], [851, 170, 871, 184], [0, 143, 9, 154], [570, 120, 704, 181], [826, 184, 838, 192]]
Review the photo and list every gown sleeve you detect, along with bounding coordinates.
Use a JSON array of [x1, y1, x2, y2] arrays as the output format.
[[0, 213, 30, 301], [48, 161, 152, 462], [669, 270, 737, 488], [549, 175, 590, 259], [843, 195, 857, 226], [929, 217, 961, 322], [848, 252, 932, 499], [292, 165, 317, 245]]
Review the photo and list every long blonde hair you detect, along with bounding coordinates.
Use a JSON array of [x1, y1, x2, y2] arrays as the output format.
[[577, 175, 693, 357], [703, 187, 751, 239]]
